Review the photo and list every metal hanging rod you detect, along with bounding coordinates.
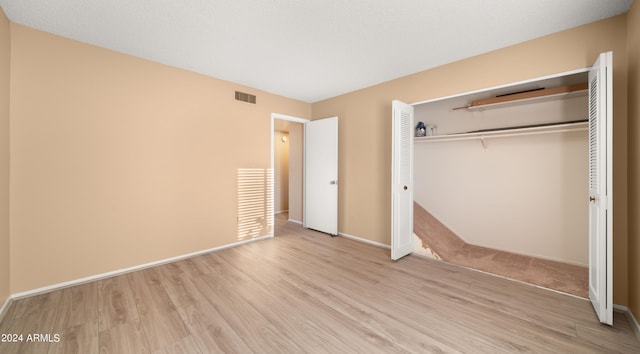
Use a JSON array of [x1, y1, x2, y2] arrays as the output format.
[[414, 121, 588, 148]]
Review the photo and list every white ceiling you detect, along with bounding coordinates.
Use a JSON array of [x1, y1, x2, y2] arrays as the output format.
[[0, 0, 633, 103]]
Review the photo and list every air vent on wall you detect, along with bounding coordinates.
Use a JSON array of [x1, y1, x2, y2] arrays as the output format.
[[235, 91, 256, 104]]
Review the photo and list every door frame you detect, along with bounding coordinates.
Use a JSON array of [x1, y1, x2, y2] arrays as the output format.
[[271, 113, 309, 236]]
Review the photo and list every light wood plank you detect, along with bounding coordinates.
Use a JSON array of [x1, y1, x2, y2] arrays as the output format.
[[0, 215, 638, 353], [98, 320, 150, 354], [47, 321, 99, 354], [178, 300, 253, 353], [53, 283, 98, 330], [151, 335, 202, 354], [97, 275, 140, 332]]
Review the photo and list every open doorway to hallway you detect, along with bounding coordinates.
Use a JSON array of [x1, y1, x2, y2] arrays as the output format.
[[272, 114, 306, 236]]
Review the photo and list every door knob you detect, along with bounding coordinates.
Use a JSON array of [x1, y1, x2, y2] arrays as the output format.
[[589, 196, 596, 202], [329, 180, 337, 185], [403, 185, 408, 191]]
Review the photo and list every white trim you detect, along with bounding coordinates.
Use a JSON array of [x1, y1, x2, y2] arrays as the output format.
[[604, 51, 614, 326], [8, 235, 272, 301], [0, 297, 12, 323], [410, 67, 590, 106], [339, 232, 391, 249], [288, 218, 303, 225], [275, 210, 289, 214], [271, 113, 310, 124], [614, 304, 640, 342], [271, 112, 310, 232]]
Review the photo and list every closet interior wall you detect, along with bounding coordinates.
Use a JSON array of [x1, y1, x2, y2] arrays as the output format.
[[287, 123, 304, 223]]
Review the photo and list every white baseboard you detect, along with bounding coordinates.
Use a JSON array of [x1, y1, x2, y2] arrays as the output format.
[[0, 296, 12, 323], [275, 210, 288, 214], [614, 304, 640, 342], [338, 232, 391, 249], [8, 234, 273, 301], [288, 218, 302, 225]]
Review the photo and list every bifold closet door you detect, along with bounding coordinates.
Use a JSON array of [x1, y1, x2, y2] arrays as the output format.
[[391, 100, 414, 260], [588, 51, 613, 326]]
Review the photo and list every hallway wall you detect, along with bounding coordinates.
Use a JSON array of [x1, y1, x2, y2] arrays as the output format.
[[274, 131, 289, 213], [288, 123, 304, 223]]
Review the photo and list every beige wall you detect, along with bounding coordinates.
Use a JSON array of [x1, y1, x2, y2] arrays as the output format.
[[312, 15, 630, 305], [0, 7, 10, 307], [274, 131, 289, 213], [627, 0, 640, 324], [288, 123, 303, 223], [9, 24, 310, 293]]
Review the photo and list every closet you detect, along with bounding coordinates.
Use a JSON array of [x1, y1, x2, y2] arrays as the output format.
[[412, 71, 589, 269], [392, 51, 613, 324]]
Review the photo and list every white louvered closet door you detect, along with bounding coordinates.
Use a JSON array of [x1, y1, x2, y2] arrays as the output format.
[[391, 100, 414, 260], [588, 51, 613, 325]]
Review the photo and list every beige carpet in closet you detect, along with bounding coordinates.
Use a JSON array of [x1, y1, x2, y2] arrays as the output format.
[[413, 202, 588, 298]]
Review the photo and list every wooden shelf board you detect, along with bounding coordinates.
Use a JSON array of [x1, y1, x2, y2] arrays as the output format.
[[466, 83, 588, 111]]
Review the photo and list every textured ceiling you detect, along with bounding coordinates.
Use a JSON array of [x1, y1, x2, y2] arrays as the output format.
[[0, 0, 633, 102]]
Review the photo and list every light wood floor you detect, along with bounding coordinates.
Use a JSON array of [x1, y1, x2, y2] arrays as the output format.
[[1, 215, 639, 353]]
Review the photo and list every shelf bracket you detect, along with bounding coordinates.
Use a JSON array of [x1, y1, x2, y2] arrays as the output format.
[[480, 137, 487, 149]]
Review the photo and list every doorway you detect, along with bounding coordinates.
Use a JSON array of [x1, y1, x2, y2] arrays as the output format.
[[271, 113, 308, 235]]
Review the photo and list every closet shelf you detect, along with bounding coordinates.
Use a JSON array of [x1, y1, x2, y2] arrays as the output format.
[[458, 83, 588, 111], [415, 121, 587, 146]]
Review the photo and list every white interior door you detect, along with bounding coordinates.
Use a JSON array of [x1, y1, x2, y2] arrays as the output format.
[[588, 51, 613, 325], [391, 100, 414, 260], [304, 117, 338, 235]]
